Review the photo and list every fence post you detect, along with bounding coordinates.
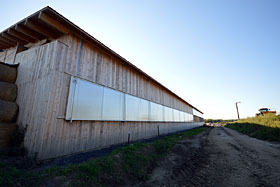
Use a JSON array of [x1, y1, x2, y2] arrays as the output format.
[[128, 133, 130, 145]]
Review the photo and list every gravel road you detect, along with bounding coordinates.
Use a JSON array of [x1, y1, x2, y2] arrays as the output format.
[[143, 127, 280, 187]]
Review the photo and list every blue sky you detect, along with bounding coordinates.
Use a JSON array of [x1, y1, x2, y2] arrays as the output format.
[[1, 0, 279, 119]]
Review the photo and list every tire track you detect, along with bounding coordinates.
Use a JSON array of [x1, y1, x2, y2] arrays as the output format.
[[143, 127, 280, 187]]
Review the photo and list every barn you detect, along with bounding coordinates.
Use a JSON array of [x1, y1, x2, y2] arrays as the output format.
[[0, 6, 203, 160]]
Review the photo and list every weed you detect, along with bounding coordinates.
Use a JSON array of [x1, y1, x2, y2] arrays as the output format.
[[226, 114, 280, 141]]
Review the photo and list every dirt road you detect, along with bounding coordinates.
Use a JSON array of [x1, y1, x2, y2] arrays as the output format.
[[143, 127, 280, 187]]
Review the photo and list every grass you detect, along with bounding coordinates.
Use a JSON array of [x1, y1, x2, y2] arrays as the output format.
[[226, 114, 280, 142], [0, 127, 207, 186], [0, 162, 42, 187]]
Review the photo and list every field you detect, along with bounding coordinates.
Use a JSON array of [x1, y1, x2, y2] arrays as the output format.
[[226, 114, 280, 142], [0, 127, 207, 186]]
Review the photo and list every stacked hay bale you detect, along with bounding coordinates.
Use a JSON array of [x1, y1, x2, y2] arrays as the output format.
[[0, 62, 18, 151]]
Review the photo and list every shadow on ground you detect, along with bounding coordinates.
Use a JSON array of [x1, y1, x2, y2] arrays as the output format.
[[226, 122, 280, 142]]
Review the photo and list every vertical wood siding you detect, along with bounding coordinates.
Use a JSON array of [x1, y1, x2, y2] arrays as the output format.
[[14, 35, 201, 160], [60, 35, 193, 113]]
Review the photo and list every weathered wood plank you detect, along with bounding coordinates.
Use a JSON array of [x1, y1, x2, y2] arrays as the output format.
[[14, 35, 201, 160]]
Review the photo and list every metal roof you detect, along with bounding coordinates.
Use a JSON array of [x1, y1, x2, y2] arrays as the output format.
[[0, 6, 203, 114]]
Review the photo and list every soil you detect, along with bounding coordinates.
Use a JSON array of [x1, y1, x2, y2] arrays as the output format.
[[142, 127, 280, 187]]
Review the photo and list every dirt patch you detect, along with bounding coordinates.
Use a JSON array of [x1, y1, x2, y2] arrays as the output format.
[[143, 127, 280, 187]]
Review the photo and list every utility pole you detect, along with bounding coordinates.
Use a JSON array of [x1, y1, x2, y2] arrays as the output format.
[[235, 102, 241, 120]]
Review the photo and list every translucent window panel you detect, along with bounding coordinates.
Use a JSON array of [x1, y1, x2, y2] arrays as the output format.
[[180, 111, 185, 122], [188, 113, 191, 121], [138, 98, 150, 121], [164, 107, 173, 122], [187, 113, 190, 121], [102, 87, 124, 121], [170, 108, 174, 121], [173, 109, 180, 122], [189, 114, 194, 122], [177, 110, 181, 122], [163, 106, 167, 121], [178, 111, 182, 122], [126, 94, 149, 121], [65, 76, 199, 122], [172, 109, 177, 122], [162, 107, 166, 121], [184, 112, 188, 122], [150, 102, 163, 121], [125, 94, 138, 121], [67, 77, 104, 120]]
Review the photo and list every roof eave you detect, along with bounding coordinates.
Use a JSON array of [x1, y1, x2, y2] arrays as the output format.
[[0, 6, 204, 115]]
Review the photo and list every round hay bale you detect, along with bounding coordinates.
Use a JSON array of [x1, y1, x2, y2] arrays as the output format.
[[0, 123, 17, 150], [0, 100, 18, 123], [0, 62, 17, 83], [0, 81, 17, 101]]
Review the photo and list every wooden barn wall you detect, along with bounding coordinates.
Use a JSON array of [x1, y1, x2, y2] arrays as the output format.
[[0, 51, 6, 62], [59, 35, 193, 114], [14, 40, 68, 158], [14, 35, 201, 160], [0, 48, 17, 64]]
